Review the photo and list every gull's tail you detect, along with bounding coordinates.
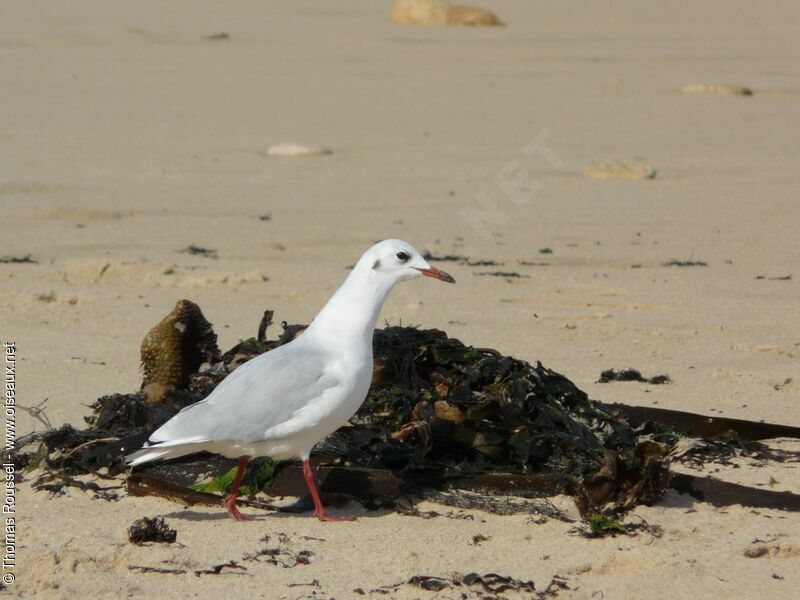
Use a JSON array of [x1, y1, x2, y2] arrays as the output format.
[[125, 400, 213, 466], [125, 439, 206, 467]]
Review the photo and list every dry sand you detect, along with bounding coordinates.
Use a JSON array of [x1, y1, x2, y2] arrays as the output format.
[[2, 1, 799, 598]]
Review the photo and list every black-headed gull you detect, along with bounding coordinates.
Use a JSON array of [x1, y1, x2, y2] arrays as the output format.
[[126, 239, 454, 521]]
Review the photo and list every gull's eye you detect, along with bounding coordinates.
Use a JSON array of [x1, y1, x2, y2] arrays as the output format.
[[396, 251, 410, 263]]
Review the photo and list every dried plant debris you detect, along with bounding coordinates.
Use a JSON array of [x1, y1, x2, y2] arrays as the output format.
[[129, 564, 186, 575], [130, 561, 247, 576], [128, 517, 177, 544], [473, 271, 529, 278], [0, 253, 37, 264], [422, 252, 465, 262], [32, 471, 122, 499], [417, 489, 574, 521], [422, 252, 503, 266], [394, 503, 471, 520], [18, 398, 52, 429], [194, 562, 248, 576], [178, 245, 218, 259], [377, 572, 535, 595], [539, 575, 571, 597], [518, 260, 550, 266], [598, 369, 671, 385], [755, 274, 792, 281], [662, 259, 708, 267], [288, 579, 321, 589], [243, 535, 313, 568], [464, 259, 504, 267], [670, 437, 799, 475], [571, 514, 664, 539], [10, 302, 800, 522]]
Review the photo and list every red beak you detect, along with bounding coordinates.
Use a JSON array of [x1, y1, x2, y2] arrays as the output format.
[[415, 266, 456, 284]]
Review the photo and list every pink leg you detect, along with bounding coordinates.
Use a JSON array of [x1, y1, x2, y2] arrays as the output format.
[[302, 459, 355, 522], [223, 455, 254, 521]]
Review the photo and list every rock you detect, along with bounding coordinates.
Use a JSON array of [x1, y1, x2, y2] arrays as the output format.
[[392, 0, 449, 25], [681, 83, 753, 96], [391, 0, 503, 27], [584, 161, 656, 181], [266, 144, 332, 157], [447, 4, 503, 26]]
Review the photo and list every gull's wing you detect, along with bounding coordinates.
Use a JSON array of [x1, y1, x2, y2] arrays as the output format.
[[143, 341, 339, 449]]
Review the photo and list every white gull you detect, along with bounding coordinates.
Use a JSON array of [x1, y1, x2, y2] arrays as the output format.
[[126, 239, 455, 521]]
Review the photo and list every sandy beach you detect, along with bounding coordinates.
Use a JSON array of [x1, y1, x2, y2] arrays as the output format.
[[2, 1, 799, 597]]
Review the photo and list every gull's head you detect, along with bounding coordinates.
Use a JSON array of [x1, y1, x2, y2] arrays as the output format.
[[360, 239, 455, 286]]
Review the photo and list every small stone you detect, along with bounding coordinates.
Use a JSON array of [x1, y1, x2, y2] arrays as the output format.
[[744, 545, 769, 558], [584, 161, 656, 181], [266, 144, 332, 157], [391, 0, 503, 27], [681, 83, 753, 96]]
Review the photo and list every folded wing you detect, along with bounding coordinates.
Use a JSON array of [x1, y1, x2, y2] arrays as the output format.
[[126, 341, 339, 464]]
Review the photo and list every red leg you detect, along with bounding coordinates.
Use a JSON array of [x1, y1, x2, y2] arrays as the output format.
[[223, 455, 254, 521], [302, 459, 355, 522]]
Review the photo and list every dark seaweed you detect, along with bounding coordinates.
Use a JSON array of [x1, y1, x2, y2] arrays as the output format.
[[375, 572, 536, 595], [177, 245, 218, 259], [518, 260, 550, 266], [598, 369, 671, 385], [128, 517, 177, 544], [194, 562, 247, 576], [473, 271, 529, 278], [0, 254, 36, 264], [755, 274, 792, 281], [422, 252, 503, 266], [662, 259, 707, 267]]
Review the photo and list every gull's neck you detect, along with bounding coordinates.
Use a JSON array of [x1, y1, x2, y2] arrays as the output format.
[[303, 261, 393, 351]]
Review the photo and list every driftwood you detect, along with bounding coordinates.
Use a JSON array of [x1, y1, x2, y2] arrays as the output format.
[[607, 403, 800, 441]]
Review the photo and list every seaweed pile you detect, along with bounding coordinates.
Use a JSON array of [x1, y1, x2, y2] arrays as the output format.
[[326, 326, 673, 514], [10, 300, 800, 518]]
